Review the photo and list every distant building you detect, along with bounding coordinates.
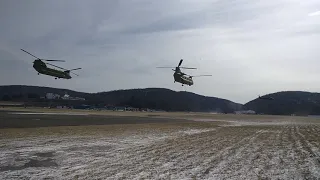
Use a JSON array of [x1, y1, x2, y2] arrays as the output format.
[[45, 93, 60, 100], [125, 107, 139, 111], [61, 93, 85, 101], [235, 110, 256, 114], [114, 106, 126, 111], [73, 97, 86, 101], [61, 93, 70, 100]]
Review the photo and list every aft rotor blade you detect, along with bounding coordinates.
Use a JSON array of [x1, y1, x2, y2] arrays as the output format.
[[69, 68, 82, 71], [178, 59, 183, 67], [46, 62, 68, 71], [180, 67, 197, 69], [41, 59, 65, 62], [20, 49, 40, 59], [191, 75, 212, 77]]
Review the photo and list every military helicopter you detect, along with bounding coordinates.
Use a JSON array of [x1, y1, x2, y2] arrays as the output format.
[[21, 49, 81, 79], [258, 95, 274, 100], [157, 59, 212, 86]]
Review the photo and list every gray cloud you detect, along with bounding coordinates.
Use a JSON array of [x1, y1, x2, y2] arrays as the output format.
[[1, 0, 320, 103]]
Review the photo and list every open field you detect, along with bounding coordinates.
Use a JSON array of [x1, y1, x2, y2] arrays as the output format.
[[0, 108, 320, 179], [2, 106, 319, 120]]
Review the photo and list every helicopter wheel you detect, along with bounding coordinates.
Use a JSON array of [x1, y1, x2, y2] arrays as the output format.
[[38, 73, 40, 75], [55, 78, 57, 80]]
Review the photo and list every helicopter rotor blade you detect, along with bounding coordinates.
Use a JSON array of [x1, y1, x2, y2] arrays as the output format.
[[40, 59, 65, 62], [180, 67, 197, 69], [178, 59, 183, 67], [71, 72, 79, 76], [46, 62, 68, 71], [69, 68, 82, 71], [190, 75, 212, 77], [156, 67, 175, 68], [20, 49, 40, 60]]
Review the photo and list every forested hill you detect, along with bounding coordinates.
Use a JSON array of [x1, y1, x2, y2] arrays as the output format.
[[3, 86, 320, 115], [0, 85, 91, 99], [244, 91, 320, 115], [0, 85, 242, 113]]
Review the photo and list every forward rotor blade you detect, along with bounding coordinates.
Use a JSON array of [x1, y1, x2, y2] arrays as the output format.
[[40, 59, 65, 62], [156, 67, 175, 68], [178, 59, 183, 67], [46, 62, 68, 71], [69, 68, 82, 71], [21, 49, 40, 59], [71, 72, 79, 76], [191, 75, 212, 77], [180, 67, 197, 69]]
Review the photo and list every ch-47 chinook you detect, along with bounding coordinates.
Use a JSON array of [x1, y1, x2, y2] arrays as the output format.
[[157, 59, 212, 86], [258, 95, 274, 100], [21, 49, 81, 80]]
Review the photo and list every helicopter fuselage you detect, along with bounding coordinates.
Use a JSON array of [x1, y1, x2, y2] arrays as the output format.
[[258, 96, 274, 100], [33, 60, 71, 79], [173, 72, 193, 86]]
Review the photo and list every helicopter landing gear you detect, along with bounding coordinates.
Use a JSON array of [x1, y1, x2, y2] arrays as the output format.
[[55, 78, 57, 80], [38, 73, 40, 75]]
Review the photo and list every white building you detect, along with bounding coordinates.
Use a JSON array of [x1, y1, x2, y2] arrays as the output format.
[[61, 94, 70, 100], [61, 93, 85, 101]]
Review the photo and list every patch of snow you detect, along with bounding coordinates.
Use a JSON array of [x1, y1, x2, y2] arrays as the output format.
[[178, 128, 216, 135], [1, 121, 320, 179]]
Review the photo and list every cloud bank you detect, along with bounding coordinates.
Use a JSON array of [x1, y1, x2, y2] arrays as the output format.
[[1, 0, 320, 103]]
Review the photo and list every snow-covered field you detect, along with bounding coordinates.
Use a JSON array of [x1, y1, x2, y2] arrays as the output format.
[[0, 118, 320, 179]]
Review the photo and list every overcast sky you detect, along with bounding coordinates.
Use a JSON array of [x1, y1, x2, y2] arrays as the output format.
[[1, 0, 320, 104]]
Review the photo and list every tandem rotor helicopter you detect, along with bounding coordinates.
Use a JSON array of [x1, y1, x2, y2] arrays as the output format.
[[21, 49, 81, 80], [157, 59, 212, 86], [258, 95, 274, 100]]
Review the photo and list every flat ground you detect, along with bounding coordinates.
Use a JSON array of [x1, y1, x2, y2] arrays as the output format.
[[0, 108, 320, 179]]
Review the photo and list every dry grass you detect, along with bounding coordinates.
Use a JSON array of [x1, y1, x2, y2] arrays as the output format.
[[3, 106, 319, 121], [0, 121, 221, 139]]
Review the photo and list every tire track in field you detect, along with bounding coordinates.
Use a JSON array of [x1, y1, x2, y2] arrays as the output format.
[[192, 127, 264, 179], [72, 126, 255, 179], [195, 127, 285, 180], [80, 128, 223, 179], [60, 128, 217, 179], [135, 127, 257, 179], [289, 125, 319, 179], [156, 127, 257, 179], [199, 125, 319, 180], [61, 125, 320, 180], [295, 125, 320, 178]]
